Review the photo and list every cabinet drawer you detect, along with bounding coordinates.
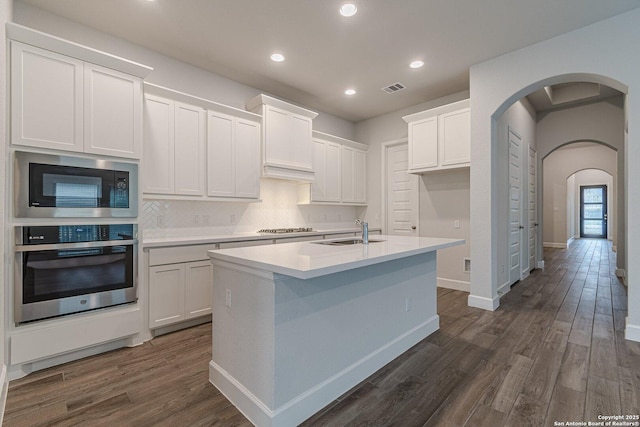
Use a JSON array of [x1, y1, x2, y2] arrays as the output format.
[[148, 244, 219, 266], [218, 239, 275, 249]]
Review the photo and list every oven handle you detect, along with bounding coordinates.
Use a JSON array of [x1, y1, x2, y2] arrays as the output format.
[[15, 239, 138, 252]]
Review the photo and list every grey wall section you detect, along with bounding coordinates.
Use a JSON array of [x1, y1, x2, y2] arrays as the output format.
[[537, 101, 624, 272], [469, 8, 639, 341], [542, 145, 617, 246], [12, 2, 356, 140]]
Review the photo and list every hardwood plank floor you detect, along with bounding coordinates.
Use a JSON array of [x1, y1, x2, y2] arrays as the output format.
[[5, 239, 639, 426]]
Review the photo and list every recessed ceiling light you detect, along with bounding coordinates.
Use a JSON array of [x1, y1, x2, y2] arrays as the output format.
[[410, 60, 425, 69], [270, 53, 285, 62], [345, 89, 356, 96], [340, 3, 358, 17]]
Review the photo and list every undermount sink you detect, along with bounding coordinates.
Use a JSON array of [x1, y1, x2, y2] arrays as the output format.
[[312, 238, 384, 246]]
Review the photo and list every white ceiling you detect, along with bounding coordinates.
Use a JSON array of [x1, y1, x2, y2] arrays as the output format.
[[15, 0, 640, 122]]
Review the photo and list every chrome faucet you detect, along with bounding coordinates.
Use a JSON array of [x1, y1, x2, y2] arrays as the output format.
[[356, 218, 369, 244]]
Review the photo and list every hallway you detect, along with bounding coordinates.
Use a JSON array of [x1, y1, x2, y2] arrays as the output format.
[[4, 239, 639, 426]]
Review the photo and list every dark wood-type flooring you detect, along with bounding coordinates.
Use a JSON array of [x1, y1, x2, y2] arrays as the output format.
[[5, 239, 640, 426]]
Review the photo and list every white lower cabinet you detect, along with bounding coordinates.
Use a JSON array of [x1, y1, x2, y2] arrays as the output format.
[[149, 261, 212, 328]]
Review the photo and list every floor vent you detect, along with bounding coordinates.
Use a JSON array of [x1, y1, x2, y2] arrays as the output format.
[[382, 82, 406, 94]]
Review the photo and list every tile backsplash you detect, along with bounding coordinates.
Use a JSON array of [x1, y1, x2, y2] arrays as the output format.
[[141, 178, 362, 238]]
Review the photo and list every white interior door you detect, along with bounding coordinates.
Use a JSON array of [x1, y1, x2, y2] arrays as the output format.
[[386, 143, 419, 235], [529, 146, 537, 272], [509, 128, 522, 285]]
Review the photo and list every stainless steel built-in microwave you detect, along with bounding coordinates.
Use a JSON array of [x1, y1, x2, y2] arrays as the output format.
[[14, 151, 138, 218]]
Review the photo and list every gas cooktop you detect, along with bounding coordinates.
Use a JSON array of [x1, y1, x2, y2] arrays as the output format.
[[257, 227, 315, 234]]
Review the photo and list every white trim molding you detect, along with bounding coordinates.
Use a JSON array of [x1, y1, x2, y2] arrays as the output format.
[[0, 364, 7, 425], [543, 242, 567, 249], [468, 294, 500, 311], [537, 260, 545, 269], [625, 318, 640, 343], [437, 278, 470, 292]]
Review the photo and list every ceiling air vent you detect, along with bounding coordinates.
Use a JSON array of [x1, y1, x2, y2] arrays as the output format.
[[382, 82, 406, 94]]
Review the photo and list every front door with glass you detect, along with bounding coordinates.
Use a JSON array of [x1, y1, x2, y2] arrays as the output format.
[[580, 185, 607, 238]]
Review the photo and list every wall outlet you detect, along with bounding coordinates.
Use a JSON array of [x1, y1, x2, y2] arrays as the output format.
[[464, 258, 471, 273], [454, 220, 460, 229], [193, 215, 200, 224], [157, 216, 166, 227], [225, 289, 232, 308], [203, 215, 210, 225]]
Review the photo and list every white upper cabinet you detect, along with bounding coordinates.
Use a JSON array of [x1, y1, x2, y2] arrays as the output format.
[[403, 99, 470, 174], [143, 84, 260, 200], [246, 94, 318, 181], [299, 131, 367, 205], [342, 145, 367, 204], [143, 93, 206, 196], [11, 42, 84, 152], [310, 138, 342, 203], [9, 36, 150, 159], [207, 111, 260, 199], [83, 63, 143, 159]]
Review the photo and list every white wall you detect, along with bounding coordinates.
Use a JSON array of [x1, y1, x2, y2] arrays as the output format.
[[1, 0, 12, 416], [495, 99, 537, 291], [542, 145, 617, 247], [354, 91, 470, 289], [469, 8, 640, 342]]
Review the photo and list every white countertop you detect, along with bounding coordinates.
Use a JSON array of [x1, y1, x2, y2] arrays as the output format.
[[208, 235, 464, 279], [142, 227, 379, 248]]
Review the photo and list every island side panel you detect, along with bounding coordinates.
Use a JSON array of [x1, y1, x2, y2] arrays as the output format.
[[272, 252, 438, 423], [210, 261, 276, 413]]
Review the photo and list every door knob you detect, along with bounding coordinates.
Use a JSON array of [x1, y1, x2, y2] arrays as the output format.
[[411, 226, 417, 230], [519, 225, 524, 229]]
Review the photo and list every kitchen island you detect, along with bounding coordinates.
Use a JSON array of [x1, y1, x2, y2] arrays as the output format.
[[207, 235, 464, 427]]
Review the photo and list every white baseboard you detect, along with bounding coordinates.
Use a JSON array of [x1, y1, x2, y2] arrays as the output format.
[[468, 294, 500, 311], [543, 242, 567, 249], [567, 237, 575, 248], [537, 260, 545, 269], [210, 316, 439, 427], [0, 364, 7, 426], [497, 281, 511, 296], [437, 277, 470, 292], [616, 268, 626, 278], [625, 319, 640, 343]]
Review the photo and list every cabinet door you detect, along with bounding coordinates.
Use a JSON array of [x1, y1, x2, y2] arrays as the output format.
[[149, 264, 185, 328], [207, 111, 235, 197], [263, 105, 291, 167], [408, 116, 438, 171], [174, 102, 206, 195], [439, 108, 470, 167], [185, 261, 213, 320], [341, 146, 355, 202], [290, 113, 313, 170], [352, 148, 367, 203], [325, 142, 342, 202], [11, 42, 84, 152], [234, 118, 261, 199], [310, 139, 327, 201], [84, 63, 143, 159], [143, 95, 175, 194]]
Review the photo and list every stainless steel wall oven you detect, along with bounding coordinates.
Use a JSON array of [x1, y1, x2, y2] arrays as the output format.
[[15, 224, 138, 324], [14, 151, 138, 218]]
